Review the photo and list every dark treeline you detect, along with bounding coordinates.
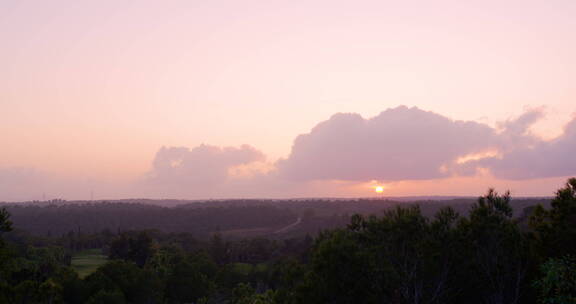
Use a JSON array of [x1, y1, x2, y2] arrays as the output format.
[[1, 203, 298, 237], [0, 197, 547, 239], [0, 180, 574, 303]]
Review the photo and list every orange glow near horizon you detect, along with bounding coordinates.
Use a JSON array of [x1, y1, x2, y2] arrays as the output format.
[[456, 150, 502, 164]]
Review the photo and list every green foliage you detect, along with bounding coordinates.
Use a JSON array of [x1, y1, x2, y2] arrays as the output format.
[[209, 232, 228, 264], [144, 244, 185, 279], [233, 282, 277, 304], [86, 289, 126, 304], [165, 253, 217, 303], [54, 267, 87, 304], [297, 189, 541, 304], [301, 205, 465, 304], [457, 189, 530, 304], [0, 179, 575, 304], [534, 255, 576, 304], [108, 231, 156, 267], [0, 208, 13, 234], [309, 228, 379, 303], [531, 178, 576, 258], [85, 260, 163, 303], [39, 278, 63, 303]]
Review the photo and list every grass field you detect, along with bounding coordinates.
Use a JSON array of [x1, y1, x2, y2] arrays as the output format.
[[71, 249, 107, 278], [231, 262, 269, 276]]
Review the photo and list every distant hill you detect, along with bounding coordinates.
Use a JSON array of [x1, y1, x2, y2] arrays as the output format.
[[1, 196, 550, 239]]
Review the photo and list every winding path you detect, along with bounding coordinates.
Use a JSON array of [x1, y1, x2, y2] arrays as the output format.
[[274, 217, 302, 234]]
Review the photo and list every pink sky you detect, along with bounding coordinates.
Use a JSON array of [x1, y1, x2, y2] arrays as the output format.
[[1, 1, 575, 200]]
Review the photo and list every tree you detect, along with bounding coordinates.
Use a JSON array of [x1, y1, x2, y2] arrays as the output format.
[[109, 231, 155, 267], [85, 260, 162, 303], [0, 208, 14, 301], [86, 289, 126, 304], [233, 282, 277, 304], [531, 178, 576, 258], [0, 208, 13, 249], [459, 189, 529, 304], [209, 232, 228, 265], [533, 255, 576, 304], [305, 228, 379, 304], [302, 206, 464, 304], [165, 258, 216, 303], [0, 208, 12, 235]]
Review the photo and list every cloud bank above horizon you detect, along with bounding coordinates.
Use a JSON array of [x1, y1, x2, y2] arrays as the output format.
[[277, 106, 575, 182], [1, 106, 575, 201]]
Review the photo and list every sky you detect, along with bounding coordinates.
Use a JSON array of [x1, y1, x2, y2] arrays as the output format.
[[1, 0, 575, 201]]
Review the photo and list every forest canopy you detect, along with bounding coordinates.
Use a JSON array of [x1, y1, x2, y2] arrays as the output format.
[[0, 179, 574, 303]]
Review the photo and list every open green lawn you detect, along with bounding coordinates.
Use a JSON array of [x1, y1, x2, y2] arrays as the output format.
[[231, 263, 269, 276], [71, 249, 107, 278]]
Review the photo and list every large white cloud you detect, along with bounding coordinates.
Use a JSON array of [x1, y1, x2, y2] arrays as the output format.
[[275, 106, 576, 183], [277, 106, 499, 181], [474, 117, 576, 179], [145, 144, 265, 186]]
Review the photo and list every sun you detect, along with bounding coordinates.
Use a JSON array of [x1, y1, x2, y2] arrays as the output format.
[[374, 186, 384, 193]]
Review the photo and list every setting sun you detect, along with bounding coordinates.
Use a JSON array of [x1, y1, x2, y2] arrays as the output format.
[[375, 186, 384, 193]]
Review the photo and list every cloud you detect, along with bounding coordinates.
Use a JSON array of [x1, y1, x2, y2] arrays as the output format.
[[277, 106, 499, 181], [495, 108, 546, 152], [3, 107, 574, 201], [276, 106, 576, 183], [144, 144, 265, 187], [473, 117, 576, 180]]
